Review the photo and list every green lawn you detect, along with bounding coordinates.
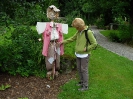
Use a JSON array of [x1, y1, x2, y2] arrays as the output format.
[[100, 30, 112, 37], [100, 30, 119, 38], [58, 28, 133, 99]]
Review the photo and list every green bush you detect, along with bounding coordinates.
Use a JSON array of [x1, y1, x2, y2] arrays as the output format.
[[108, 23, 133, 43], [65, 11, 82, 27], [109, 30, 121, 42], [60, 54, 76, 74], [0, 26, 77, 78], [14, 3, 47, 25], [0, 12, 12, 28], [95, 18, 105, 29], [0, 26, 46, 77], [118, 23, 132, 42]]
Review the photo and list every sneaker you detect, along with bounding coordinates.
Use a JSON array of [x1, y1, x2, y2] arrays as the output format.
[[76, 82, 82, 86], [78, 86, 88, 91]]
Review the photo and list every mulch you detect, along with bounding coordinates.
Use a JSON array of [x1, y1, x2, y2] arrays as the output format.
[[0, 70, 77, 99]]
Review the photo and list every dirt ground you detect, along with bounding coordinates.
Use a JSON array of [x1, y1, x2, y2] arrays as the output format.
[[0, 70, 77, 99]]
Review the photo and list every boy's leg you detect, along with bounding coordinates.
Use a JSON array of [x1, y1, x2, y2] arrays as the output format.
[[80, 55, 89, 87], [78, 55, 90, 91], [76, 57, 83, 84]]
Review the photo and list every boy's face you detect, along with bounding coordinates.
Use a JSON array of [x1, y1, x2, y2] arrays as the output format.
[[75, 26, 80, 31], [74, 25, 84, 32], [72, 19, 85, 32]]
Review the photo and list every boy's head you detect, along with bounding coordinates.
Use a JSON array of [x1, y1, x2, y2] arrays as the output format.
[[47, 5, 60, 20], [71, 18, 86, 31]]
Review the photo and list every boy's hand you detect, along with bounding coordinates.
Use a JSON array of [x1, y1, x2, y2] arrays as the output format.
[[84, 47, 87, 52], [58, 41, 63, 45]]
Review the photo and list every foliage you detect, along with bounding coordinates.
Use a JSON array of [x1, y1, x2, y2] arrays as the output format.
[[0, 12, 12, 27], [118, 23, 132, 42], [65, 11, 79, 27], [109, 31, 120, 42], [58, 46, 133, 99], [113, 16, 127, 24], [100, 30, 120, 42], [0, 84, 11, 91], [112, 1, 130, 18], [0, 27, 77, 78], [14, 2, 48, 25], [60, 54, 76, 74], [100, 24, 133, 43], [1, 0, 133, 28], [0, 26, 46, 77], [95, 17, 105, 29], [60, 0, 94, 26], [18, 98, 28, 99]]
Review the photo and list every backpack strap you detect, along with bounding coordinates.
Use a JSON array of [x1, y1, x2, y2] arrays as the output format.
[[84, 28, 91, 51], [85, 28, 97, 50], [85, 28, 90, 45]]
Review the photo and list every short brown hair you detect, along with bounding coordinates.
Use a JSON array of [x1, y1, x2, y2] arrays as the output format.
[[71, 18, 85, 28]]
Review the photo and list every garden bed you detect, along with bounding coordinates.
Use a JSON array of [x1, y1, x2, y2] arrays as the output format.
[[0, 70, 77, 99]]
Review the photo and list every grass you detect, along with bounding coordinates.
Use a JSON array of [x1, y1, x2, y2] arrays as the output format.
[[100, 30, 111, 37], [58, 28, 133, 99], [100, 30, 119, 37]]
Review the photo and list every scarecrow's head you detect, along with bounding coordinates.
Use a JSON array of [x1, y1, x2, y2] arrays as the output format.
[[47, 5, 60, 20]]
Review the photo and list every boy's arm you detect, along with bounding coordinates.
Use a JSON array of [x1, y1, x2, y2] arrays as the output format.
[[87, 30, 97, 51], [62, 32, 77, 44]]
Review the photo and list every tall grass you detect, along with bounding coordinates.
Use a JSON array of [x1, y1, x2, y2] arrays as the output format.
[[58, 28, 133, 99]]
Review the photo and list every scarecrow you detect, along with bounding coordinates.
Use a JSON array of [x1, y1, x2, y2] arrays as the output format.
[[36, 5, 68, 80]]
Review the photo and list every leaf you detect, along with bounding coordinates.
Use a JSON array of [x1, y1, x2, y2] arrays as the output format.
[[0, 84, 11, 91]]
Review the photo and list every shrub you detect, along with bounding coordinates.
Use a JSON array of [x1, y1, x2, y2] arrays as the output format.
[[95, 18, 105, 29], [14, 3, 47, 25], [109, 30, 121, 42], [0, 26, 78, 77], [108, 23, 133, 43], [60, 54, 76, 74], [0, 26, 46, 77], [118, 23, 132, 42]]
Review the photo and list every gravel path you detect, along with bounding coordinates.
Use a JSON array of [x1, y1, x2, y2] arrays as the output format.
[[91, 26, 133, 61]]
